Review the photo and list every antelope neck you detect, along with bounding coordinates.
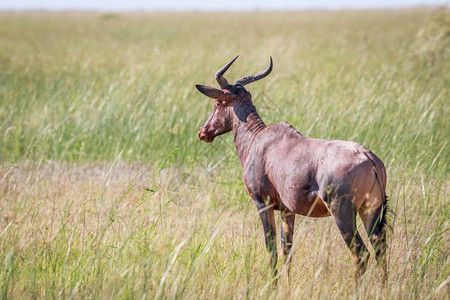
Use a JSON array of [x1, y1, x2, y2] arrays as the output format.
[[231, 100, 266, 166]]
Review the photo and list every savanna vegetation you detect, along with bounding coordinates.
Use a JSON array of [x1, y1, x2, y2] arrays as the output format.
[[0, 8, 449, 299]]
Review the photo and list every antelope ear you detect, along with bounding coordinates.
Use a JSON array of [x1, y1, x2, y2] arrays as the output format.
[[195, 84, 233, 102]]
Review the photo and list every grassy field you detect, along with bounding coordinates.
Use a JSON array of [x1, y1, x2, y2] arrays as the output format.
[[0, 8, 449, 299]]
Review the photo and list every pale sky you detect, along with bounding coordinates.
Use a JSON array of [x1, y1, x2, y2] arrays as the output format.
[[1, 0, 448, 11]]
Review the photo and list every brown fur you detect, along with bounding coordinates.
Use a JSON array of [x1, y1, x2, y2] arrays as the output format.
[[196, 57, 389, 282]]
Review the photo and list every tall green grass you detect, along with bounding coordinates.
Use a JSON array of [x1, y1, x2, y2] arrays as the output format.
[[0, 8, 449, 299], [1, 10, 448, 169]]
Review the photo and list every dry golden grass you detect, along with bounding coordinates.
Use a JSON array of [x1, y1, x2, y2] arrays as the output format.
[[1, 162, 448, 299]]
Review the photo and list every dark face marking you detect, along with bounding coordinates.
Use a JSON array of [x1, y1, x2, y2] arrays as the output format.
[[198, 99, 233, 143]]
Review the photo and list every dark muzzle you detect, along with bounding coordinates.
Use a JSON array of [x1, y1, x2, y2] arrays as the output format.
[[198, 128, 214, 143]]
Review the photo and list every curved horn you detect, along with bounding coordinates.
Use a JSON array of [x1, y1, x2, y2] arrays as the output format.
[[215, 55, 239, 89], [235, 57, 273, 86]]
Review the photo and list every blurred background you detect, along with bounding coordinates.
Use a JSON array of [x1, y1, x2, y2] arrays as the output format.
[[2, 0, 449, 11]]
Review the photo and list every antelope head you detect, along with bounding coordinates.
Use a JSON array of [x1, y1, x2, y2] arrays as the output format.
[[196, 56, 273, 143]]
